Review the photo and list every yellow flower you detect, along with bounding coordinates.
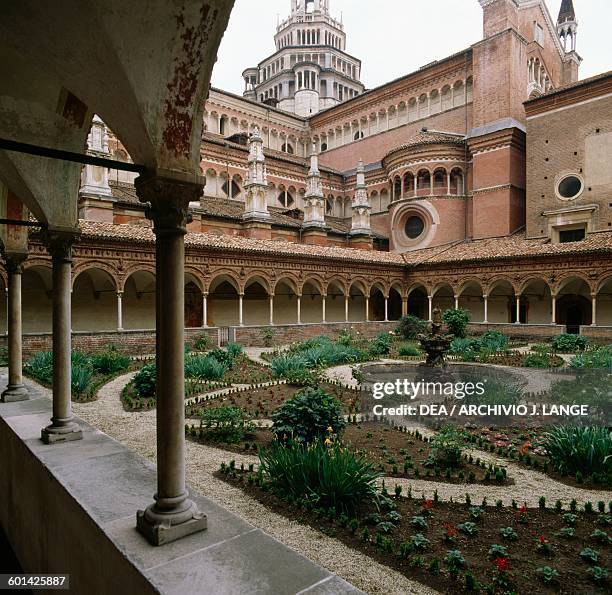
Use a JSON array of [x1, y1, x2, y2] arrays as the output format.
[[324, 437, 333, 446], [327, 426, 334, 433]]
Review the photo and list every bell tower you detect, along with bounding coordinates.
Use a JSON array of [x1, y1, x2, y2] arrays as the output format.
[[557, 0, 581, 85]]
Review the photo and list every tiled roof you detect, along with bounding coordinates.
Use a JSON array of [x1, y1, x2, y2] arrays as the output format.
[[383, 130, 465, 161], [525, 70, 612, 102], [401, 230, 612, 266], [108, 181, 380, 238], [77, 219, 404, 264]]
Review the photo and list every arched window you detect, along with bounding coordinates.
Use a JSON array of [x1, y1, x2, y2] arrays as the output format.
[[326, 199, 333, 214], [281, 143, 294, 154], [320, 142, 328, 152], [219, 116, 227, 136], [353, 131, 364, 141], [278, 190, 295, 208], [222, 179, 241, 199]]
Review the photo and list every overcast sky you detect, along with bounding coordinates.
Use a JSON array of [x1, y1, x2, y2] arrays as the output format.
[[211, 0, 612, 94]]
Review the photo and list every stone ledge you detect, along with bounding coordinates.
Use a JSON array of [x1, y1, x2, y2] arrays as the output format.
[[0, 376, 362, 595]]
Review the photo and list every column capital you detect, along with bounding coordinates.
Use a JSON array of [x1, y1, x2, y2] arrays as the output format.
[[40, 228, 80, 262], [135, 172, 203, 236], [2, 252, 28, 275], [116, 291, 124, 298]]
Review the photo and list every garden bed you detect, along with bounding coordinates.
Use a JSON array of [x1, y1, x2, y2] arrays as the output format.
[[219, 467, 612, 594], [187, 420, 512, 486], [464, 427, 612, 491], [185, 381, 361, 418]]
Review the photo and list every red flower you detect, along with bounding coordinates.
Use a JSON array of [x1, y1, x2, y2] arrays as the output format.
[[539, 535, 547, 544], [423, 499, 434, 509], [443, 522, 457, 537], [494, 557, 510, 572], [519, 505, 527, 514]]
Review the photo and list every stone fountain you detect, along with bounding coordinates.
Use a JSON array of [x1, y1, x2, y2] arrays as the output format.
[[418, 307, 453, 367]]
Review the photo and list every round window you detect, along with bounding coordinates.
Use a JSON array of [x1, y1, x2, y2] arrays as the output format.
[[557, 175, 583, 200], [405, 216, 425, 239]]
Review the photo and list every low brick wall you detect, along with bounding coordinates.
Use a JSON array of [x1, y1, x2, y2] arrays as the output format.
[[467, 323, 612, 341], [1, 328, 219, 358], [233, 321, 398, 347]]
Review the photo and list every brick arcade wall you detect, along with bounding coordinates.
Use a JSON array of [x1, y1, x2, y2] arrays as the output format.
[[3, 328, 220, 358], [468, 323, 612, 342], [234, 321, 398, 347]]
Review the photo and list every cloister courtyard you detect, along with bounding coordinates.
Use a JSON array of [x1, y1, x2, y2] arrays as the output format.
[[0, 0, 611, 594]]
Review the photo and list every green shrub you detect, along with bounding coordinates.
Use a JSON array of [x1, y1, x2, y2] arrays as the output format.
[[450, 337, 480, 360], [208, 348, 233, 367], [369, 332, 393, 357], [90, 344, 130, 375], [398, 343, 420, 357], [524, 352, 555, 368], [133, 363, 156, 398], [396, 315, 427, 340], [71, 364, 93, 396], [199, 406, 253, 443], [262, 328, 276, 348], [24, 351, 54, 384], [185, 354, 228, 380], [479, 331, 508, 353], [571, 346, 612, 369], [443, 308, 471, 338], [337, 329, 355, 346], [259, 441, 380, 513], [543, 426, 612, 479], [426, 426, 464, 468], [0, 347, 8, 365], [552, 333, 588, 353], [226, 342, 243, 359], [270, 354, 308, 378], [271, 386, 345, 444], [193, 333, 211, 351]]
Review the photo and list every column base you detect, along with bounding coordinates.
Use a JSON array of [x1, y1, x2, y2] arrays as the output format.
[[137, 498, 207, 546], [1, 384, 29, 403], [41, 421, 83, 444]]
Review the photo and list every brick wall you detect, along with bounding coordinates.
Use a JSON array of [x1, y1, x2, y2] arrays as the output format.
[[526, 93, 612, 237], [4, 328, 219, 358], [233, 321, 397, 347], [468, 323, 612, 341]]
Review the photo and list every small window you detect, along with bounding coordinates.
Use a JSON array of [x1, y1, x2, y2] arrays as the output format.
[[281, 143, 294, 154], [222, 180, 241, 199], [278, 190, 294, 208], [320, 142, 328, 152], [559, 227, 586, 243], [557, 175, 583, 200], [405, 216, 425, 239], [534, 23, 544, 46]]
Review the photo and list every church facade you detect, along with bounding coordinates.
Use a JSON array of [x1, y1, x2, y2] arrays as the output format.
[[9, 0, 612, 350]]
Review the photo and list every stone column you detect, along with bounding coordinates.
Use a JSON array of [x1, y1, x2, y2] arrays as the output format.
[[202, 293, 208, 327], [483, 294, 489, 323], [322, 295, 326, 323], [591, 294, 597, 326], [1, 253, 28, 402], [296, 295, 301, 325], [447, 173, 451, 195], [116, 291, 123, 331], [40, 230, 82, 444], [344, 295, 349, 322], [365, 297, 370, 322], [551, 294, 556, 325], [515, 296, 521, 324], [454, 295, 459, 310], [402, 297, 408, 317], [427, 295, 433, 322], [268, 295, 274, 326], [384, 297, 389, 322], [134, 173, 206, 546], [238, 293, 244, 326]]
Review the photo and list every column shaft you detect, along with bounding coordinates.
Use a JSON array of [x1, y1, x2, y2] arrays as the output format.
[[297, 295, 301, 325], [515, 296, 521, 324], [591, 295, 597, 326], [269, 295, 274, 326], [135, 173, 206, 546], [202, 293, 208, 327], [483, 294, 488, 323], [41, 232, 82, 443], [322, 296, 326, 323], [384, 297, 389, 322], [365, 297, 370, 322], [116, 292, 123, 331], [344, 296, 349, 322], [551, 295, 556, 325], [1, 254, 28, 402], [239, 294, 244, 326], [428, 296, 433, 322]]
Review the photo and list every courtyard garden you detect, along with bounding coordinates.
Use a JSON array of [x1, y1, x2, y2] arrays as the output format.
[[21, 307, 610, 594]]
